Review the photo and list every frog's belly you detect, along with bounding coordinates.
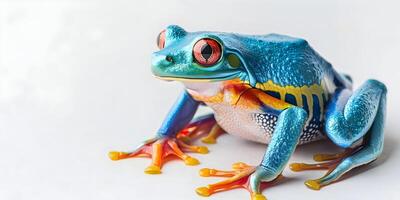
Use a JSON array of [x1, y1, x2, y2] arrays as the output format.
[[207, 103, 324, 144], [208, 103, 276, 143]]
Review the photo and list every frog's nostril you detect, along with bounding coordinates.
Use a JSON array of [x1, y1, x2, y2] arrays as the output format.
[[152, 53, 173, 67], [166, 56, 173, 63]]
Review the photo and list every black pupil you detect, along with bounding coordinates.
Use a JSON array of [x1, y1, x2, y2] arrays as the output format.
[[201, 43, 212, 61]]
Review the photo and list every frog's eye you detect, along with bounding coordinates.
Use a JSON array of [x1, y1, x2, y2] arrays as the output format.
[[193, 38, 222, 67], [157, 30, 166, 49]]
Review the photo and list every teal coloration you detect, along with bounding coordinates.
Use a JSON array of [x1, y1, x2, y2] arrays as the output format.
[[217, 33, 326, 87], [317, 79, 386, 186], [248, 107, 308, 194], [152, 25, 351, 89], [151, 25, 387, 196], [260, 107, 308, 177], [325, 80, 386, 147], [112, 25, 387, 199], [152, 26, 243, 81]]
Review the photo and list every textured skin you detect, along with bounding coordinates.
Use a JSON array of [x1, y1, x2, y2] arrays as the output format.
[[316, 79, 386, 185], [259, 107, 308, 174], [216, 34, 326, 87], [325, 80, 386, 147], [152, 26, 350, 89], [148, 25, 387, 197]]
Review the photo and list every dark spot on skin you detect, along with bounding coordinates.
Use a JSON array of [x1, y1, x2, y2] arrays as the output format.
[[285, 93, 297, 105], [265, 90, 281, 99], [166, 56, 173, 62]]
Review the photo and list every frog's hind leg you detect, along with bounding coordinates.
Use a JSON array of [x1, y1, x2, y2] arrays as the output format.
[[196, 162, 283, 200], [201, 123, 225, 144], [177, 113, 225, 144], [291, 79, 387, 190]]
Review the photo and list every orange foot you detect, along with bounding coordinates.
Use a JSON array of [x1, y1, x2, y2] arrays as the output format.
[[108, 115, 219, 174], [290, 147, 361, 190], [177, 115, 224, 144], [196, 162, 283, 200], [108, 136, 208, 174]]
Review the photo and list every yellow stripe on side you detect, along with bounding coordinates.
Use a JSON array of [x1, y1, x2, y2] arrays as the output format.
[[186, 79, 326, 118], [255, 80, 325, 118]]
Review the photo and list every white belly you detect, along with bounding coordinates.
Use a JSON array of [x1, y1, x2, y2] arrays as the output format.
[[183, 81, 323, 145], [207, 102, 274, 144], [183, 81, 276, 144]]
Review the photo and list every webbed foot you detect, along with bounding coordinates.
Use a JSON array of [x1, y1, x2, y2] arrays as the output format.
[[109, 136, 208, 174], [290, 147, 362, 190], [196, 162, 282, 200]]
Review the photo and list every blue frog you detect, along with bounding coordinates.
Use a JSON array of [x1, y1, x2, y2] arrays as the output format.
[[109, 25, 387, 200]]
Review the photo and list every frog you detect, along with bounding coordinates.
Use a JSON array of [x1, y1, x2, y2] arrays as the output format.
[[108, 25, 387, 200]]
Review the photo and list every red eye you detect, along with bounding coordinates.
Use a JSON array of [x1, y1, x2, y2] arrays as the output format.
[[157, 30, 166, 49], [193, 38, 222, 67]]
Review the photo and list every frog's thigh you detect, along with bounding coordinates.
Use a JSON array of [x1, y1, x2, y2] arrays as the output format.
[[310, 79, 387, 188], [324, 79, 387, 148]]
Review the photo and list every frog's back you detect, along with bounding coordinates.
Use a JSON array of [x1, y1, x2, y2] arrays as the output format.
[[216, 33, 341, 144], [237, 33, 331, 86], [191, 31, 352, 144], [241, 33, 354, 144], [253, 33, 306, 43]]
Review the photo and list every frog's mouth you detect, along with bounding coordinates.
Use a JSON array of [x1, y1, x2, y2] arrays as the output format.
[[154, 72, 242, 82]]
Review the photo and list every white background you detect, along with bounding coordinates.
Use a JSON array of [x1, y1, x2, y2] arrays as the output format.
[[1, 0, 399, 200]]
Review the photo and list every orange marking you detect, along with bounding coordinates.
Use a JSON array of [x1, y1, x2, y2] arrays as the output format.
[[189, 79, 291, 111], [151, 140, 163, 167], [235, 88, 292, 110]]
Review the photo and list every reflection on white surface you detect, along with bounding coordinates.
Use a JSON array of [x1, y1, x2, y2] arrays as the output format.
[[0, 1, 399, 200]]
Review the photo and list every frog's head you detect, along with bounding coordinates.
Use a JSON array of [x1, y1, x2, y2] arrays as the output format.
[[151, 25, 250, 83]]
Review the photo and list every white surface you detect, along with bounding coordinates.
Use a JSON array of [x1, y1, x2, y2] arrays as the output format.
[[1, 0, 400, 200]]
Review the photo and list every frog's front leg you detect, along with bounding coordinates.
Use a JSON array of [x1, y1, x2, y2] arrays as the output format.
[[109, 90, 210, 174], [291, 79, 387, 190], [196, 90, 308, 200]]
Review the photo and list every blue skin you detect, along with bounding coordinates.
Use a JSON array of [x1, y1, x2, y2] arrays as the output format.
[[150, 25, 386, 197], [157, 91, 199, 137], [318, 80, 386, 186]]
